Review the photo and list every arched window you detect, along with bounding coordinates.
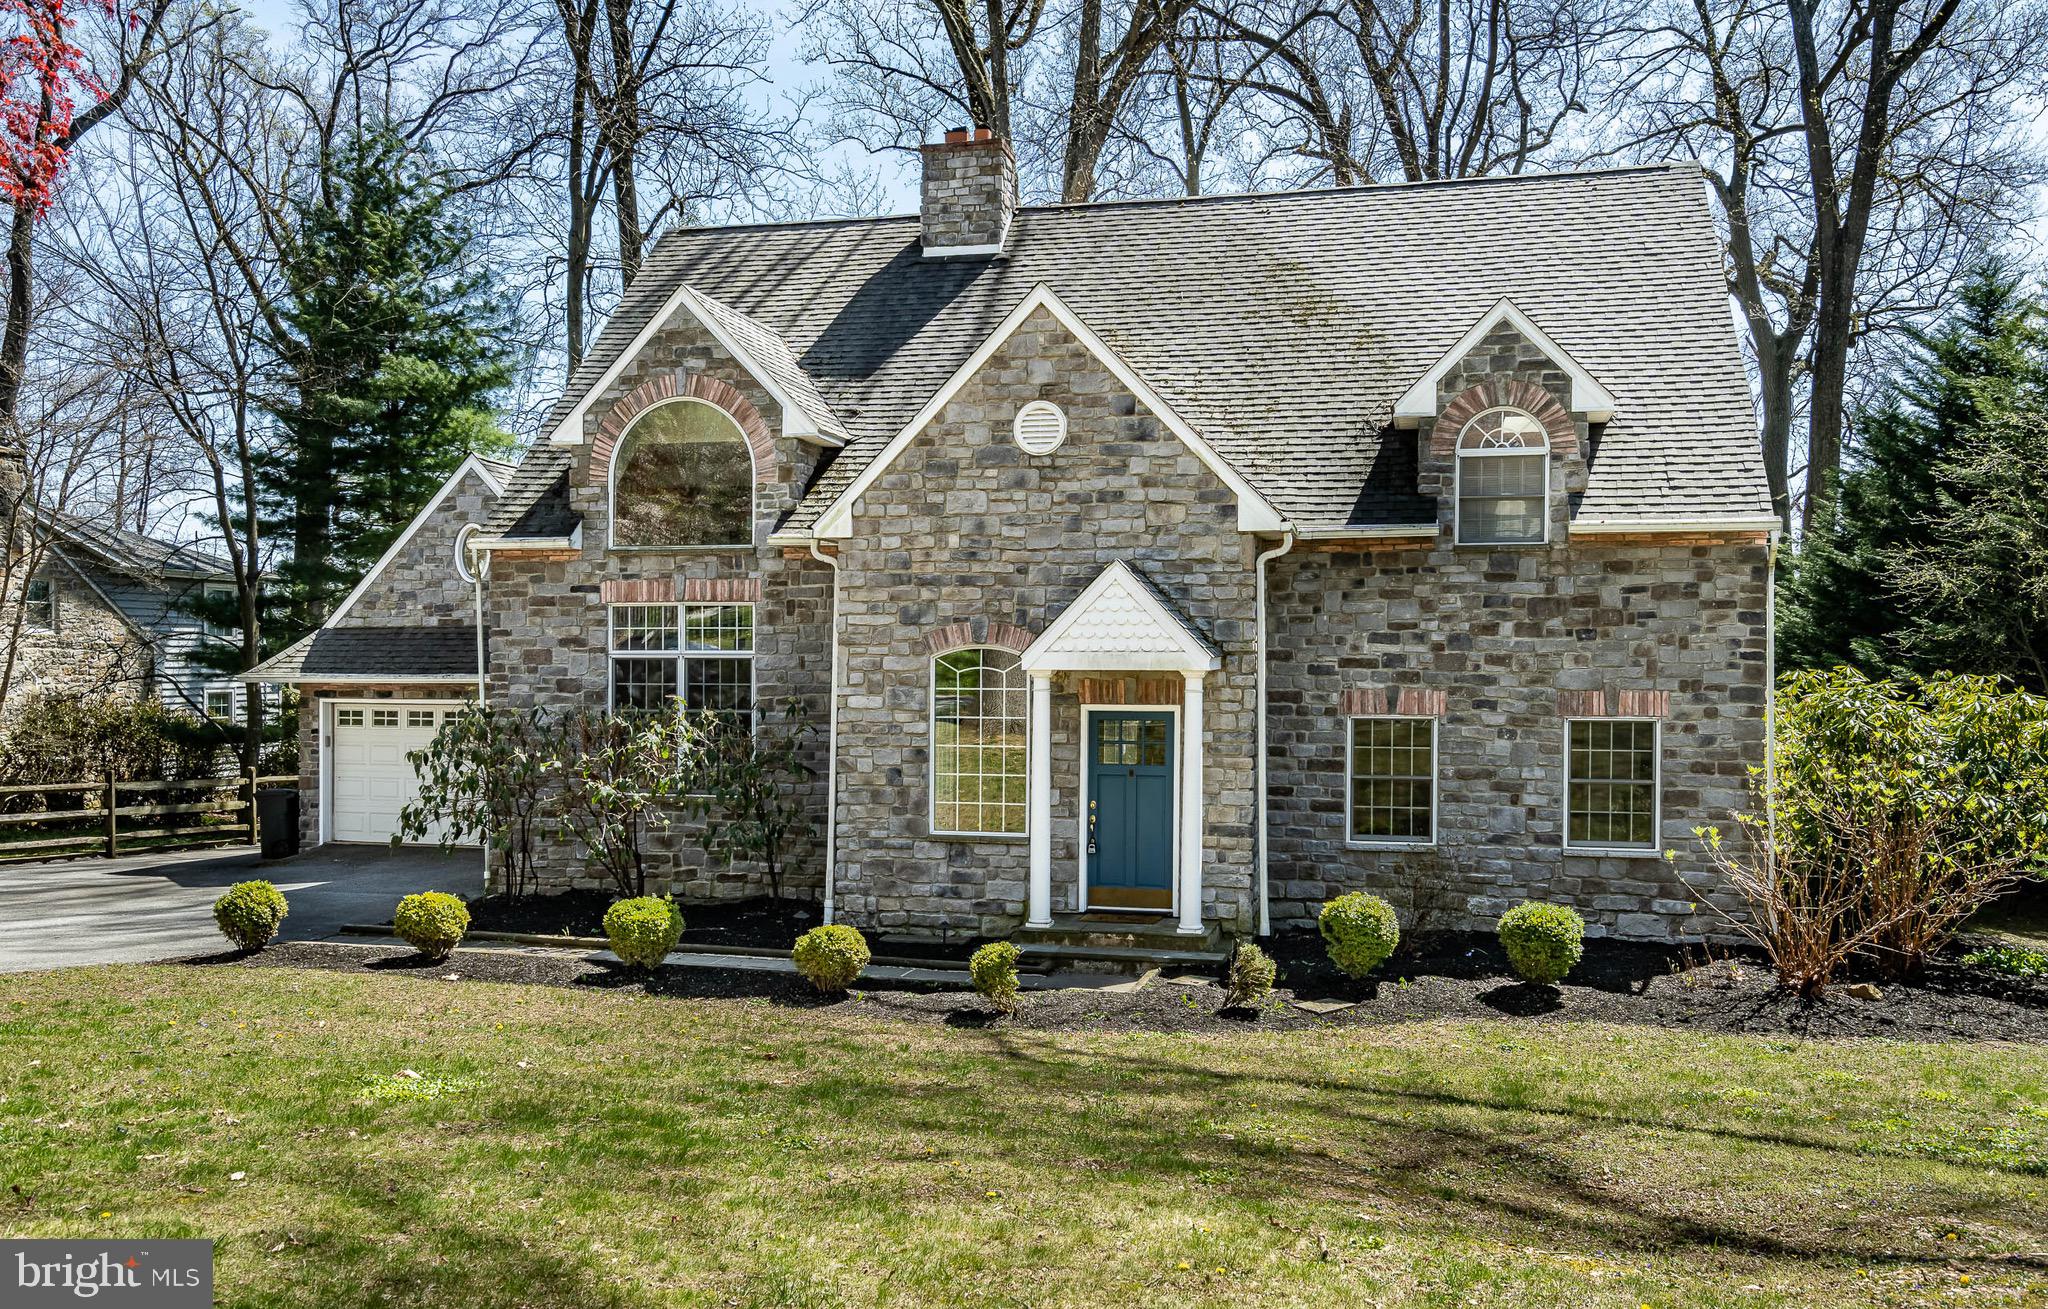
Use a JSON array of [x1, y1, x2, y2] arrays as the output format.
[[931, 647, 1028, 836], [1455, 407, 1549, 545], [609, 398, 755, 547]]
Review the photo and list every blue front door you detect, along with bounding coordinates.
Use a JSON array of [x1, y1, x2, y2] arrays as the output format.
[[1086, 711, 1175, 909]]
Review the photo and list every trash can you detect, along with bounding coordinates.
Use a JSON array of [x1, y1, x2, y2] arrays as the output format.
[[257, 788, 300, 859]]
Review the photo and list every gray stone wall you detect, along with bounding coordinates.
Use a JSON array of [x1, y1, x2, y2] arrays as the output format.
[[1, 554, 154, 712], [294, 682, 476, 847], [919, 133, 1018, 253], [829, 305, 1261, 938], [339, 466, 499, 628]]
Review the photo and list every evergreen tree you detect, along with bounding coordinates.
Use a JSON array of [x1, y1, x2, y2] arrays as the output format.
[[257, 127, 515, 638], [1778, 264, 2048, 677]]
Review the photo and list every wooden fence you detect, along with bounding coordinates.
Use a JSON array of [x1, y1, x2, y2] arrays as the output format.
[[0, 771, 297, 863]]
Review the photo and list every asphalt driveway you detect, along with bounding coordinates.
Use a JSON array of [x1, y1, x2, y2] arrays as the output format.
[[0, 843, 485, 973]]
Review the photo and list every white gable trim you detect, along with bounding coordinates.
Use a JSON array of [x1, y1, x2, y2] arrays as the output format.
[[810, 283, 1288, 538], [544, 285, 842, 449], [1393, 298, 1616, 426], [327, 455, 507, 628], [1020, 560, 1221, 674]]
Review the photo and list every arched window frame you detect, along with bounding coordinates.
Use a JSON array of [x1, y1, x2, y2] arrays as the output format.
[[929, 645, 1030, 837], [606, 396, 758, 550], [1453, 406, 1551, 546]]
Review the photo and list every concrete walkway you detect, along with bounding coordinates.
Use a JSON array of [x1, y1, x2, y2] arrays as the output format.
[[0, 843, 484, 973]]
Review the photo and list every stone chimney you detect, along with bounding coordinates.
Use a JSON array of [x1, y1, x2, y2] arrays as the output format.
[[920, 126, 1018, 258]]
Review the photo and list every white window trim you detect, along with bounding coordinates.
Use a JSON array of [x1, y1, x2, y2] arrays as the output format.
[[604, 601, 757, 718], [454, 524, 481, 583], [1453, 408, 1551, 547], [1562, 716, 1663, 854], [1344, 714, 1439, 848], [928, 647, 1031, 840], [205, 688, 236, 721], [605, 397, 758, 552]]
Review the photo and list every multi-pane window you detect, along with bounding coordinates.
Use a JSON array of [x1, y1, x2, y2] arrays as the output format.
[[206, 689, 235, 722], [607, 603, 754, 719], [931, 648, 1028, 836], [23, 578, 53, 631], [1455, 408, 1549, 545], [1567, 719, 1659, 849], [336, 708, 365, 727], [1347, 717, 1436, 843]]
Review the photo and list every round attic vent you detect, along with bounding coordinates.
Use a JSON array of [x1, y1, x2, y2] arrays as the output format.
[[1013, 401, 1067, 455]]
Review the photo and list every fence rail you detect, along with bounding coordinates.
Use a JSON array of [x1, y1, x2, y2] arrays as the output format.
[[0, 772, 297, 864]]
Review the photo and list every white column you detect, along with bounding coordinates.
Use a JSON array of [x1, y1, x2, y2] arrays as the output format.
[[1026, 671, 1054, 928], [1177, 673, 1206, 935]]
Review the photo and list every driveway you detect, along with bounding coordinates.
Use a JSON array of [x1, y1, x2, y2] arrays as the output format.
[[0, 843, 485, 973]]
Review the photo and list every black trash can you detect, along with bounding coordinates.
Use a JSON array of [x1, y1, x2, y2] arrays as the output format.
[[257, 788, 301, 859]]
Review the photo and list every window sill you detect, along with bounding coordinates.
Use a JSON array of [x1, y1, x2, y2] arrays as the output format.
[[929, 831, 1030, 844], [1563, 845, 1665, 860], [606, 545, 754, 554], [1453, 540, 1549, 548], [1345, 840, 1436, 852]]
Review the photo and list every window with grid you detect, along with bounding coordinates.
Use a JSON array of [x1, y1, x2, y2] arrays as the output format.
[[931, 648, 1028, 836], [1456, 408, 1549, 545], [608, 603, 753, 719], [1348, 717, 1435, 843], [1567, 718, 1659, 848], [23, 578, 53, 631], [206, 689, 235, 721]]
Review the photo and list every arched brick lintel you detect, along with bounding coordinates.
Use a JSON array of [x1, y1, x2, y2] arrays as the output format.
[[921, 619, 1037, 657], [1429, 378, 1581, 459], [587, 371, 778, 486]]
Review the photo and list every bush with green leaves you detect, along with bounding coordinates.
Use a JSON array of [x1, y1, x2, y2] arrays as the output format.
[[213, 880, 288, 950], [1318, 892, 1400, 978], [604, 896, 683, 969], [393, 892, 471, 960], [1962, 943, 2048, 977], [1223, 942, 1277, 1010], [1497, 902, 1585, 985], [968, 941, 1022, 1014], [792, 924, 870, 993]]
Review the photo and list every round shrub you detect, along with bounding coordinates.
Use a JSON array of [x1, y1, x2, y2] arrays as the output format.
[[213, 880, 288, 951], [1497, 902, 1585, 985], [1223, 941, 1277, 1011], [1318, 892, 1400, 978], [604, 896, 683, 970], [969, 941, 1023, 1014], [792, 924, 870, 994], [394, 892, 471, 960]]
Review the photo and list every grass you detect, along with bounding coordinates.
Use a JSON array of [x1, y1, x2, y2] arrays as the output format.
[[2, 964, 2046, 1308]]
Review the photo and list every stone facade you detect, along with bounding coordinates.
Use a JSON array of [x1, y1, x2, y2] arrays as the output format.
[[918, 129, 1018, 253], [338, 465, 500, 628], [1, 552, 154, 710]]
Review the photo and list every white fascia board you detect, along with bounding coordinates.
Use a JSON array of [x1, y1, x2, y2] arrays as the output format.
[[1020, 560, 1222, 675], [238, 671, 478, 685], [1570, 516, 1782, 535], [544, 284, 841, 449], [1393, 298, 1618, 423], [327, 455, 504, 628], [812, 283, 1288, 538], [1293, 524, 1437, 540]]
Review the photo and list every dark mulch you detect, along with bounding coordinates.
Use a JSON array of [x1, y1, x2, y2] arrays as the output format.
[[209, 929, 2048, 1042], [459, 891, 990, 962]]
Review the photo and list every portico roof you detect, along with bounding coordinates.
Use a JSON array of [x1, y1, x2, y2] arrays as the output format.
[[1020, 561, 1221, 675]]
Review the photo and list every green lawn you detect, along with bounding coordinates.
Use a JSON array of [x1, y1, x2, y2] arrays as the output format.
[[2, 964, 2045, 1308]]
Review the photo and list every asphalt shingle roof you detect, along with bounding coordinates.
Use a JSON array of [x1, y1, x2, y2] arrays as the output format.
[[517, 164, 1768, 534], [479, 447, 577, 539], [43, 508, 234, 577], [245, 626, 480, 682]]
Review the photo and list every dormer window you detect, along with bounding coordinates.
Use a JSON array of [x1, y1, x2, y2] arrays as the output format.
[[1454, 408, 1549, 545], [609, 398, 754, 548]]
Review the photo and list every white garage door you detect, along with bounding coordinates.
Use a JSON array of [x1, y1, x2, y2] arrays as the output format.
[[328, 702, 464, 845]]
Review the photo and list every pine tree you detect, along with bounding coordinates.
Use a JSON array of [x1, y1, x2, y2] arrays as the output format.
[[257, 127, 515, 638], [1778, 264, 2048, 677]]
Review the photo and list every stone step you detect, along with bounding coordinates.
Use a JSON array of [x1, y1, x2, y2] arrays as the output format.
[[1014, 939, 1229, 978]]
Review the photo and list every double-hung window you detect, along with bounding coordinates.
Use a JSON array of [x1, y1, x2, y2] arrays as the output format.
[[1347, 716, 1436, 844], [23, 578, 53, 631], [930, 648, 1028, 836], [1565, 718, 1659, 849], [1455, 408, 1550, 545], [608, 602, 754, 720]]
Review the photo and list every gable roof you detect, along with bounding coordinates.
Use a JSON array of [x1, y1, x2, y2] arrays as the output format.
[[243, 625, 480, 684], [512, 164, 1770, 534], [41, 508, 234, 579], [1022, 560, 1222, 673], [327, 454, 507, 626], [1393, 298, 1616, 423]]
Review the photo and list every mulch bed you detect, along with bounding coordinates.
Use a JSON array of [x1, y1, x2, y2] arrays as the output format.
[[461, 891, 989, 962], [206, 928, 2048, 1042]]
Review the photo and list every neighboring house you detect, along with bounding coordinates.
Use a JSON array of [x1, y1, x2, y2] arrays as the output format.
[[2, 508, 248, 723], [251, 132, 1777, 948]]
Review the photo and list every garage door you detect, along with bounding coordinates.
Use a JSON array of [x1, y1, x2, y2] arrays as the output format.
[[328, 702, 464, 845]]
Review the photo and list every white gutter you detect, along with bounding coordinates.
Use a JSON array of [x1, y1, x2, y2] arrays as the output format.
[[1290, 525, 1435, 541], [472, 541, 489, 704], [809, 539, 841, 925], [1570, 517, 1783, 535], [1253, 529, 1295, 936]]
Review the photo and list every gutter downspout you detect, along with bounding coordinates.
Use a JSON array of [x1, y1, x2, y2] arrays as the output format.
[[810, 539, 841, 925], [472, 537, 491, 892], [1254, 529, 1296, 937], [1764, 529, 1781, 843]]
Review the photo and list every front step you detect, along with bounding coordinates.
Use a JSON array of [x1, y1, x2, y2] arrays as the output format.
[[1012, 914, 1227, 977]]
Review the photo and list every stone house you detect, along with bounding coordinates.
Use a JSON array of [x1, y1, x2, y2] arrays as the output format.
[[250, 132, 1777, 949]]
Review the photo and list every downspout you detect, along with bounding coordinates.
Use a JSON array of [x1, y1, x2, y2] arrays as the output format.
[[1254, 529, 1296, 937], [472, 536, 491, 892], [809, 539, 841, 925], [1764, 529, 1780, 841]]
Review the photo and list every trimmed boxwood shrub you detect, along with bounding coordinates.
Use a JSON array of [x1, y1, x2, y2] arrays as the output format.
[[604, 896, 683, 969], [1498, 901, 1586, 985], [393, 892, 471, 960], [1318, 892, 1400, 978], [213, 880, 288, 951], [969, 941, 1023, 1014], [1223, 941, 1277, 1010], [793, 924, 870, 993]]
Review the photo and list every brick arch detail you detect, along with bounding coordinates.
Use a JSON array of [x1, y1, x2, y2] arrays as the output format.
[[921, 619, 1037, 657], [587, 372, 778, 486], [1429, 378, 1580, 459]]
